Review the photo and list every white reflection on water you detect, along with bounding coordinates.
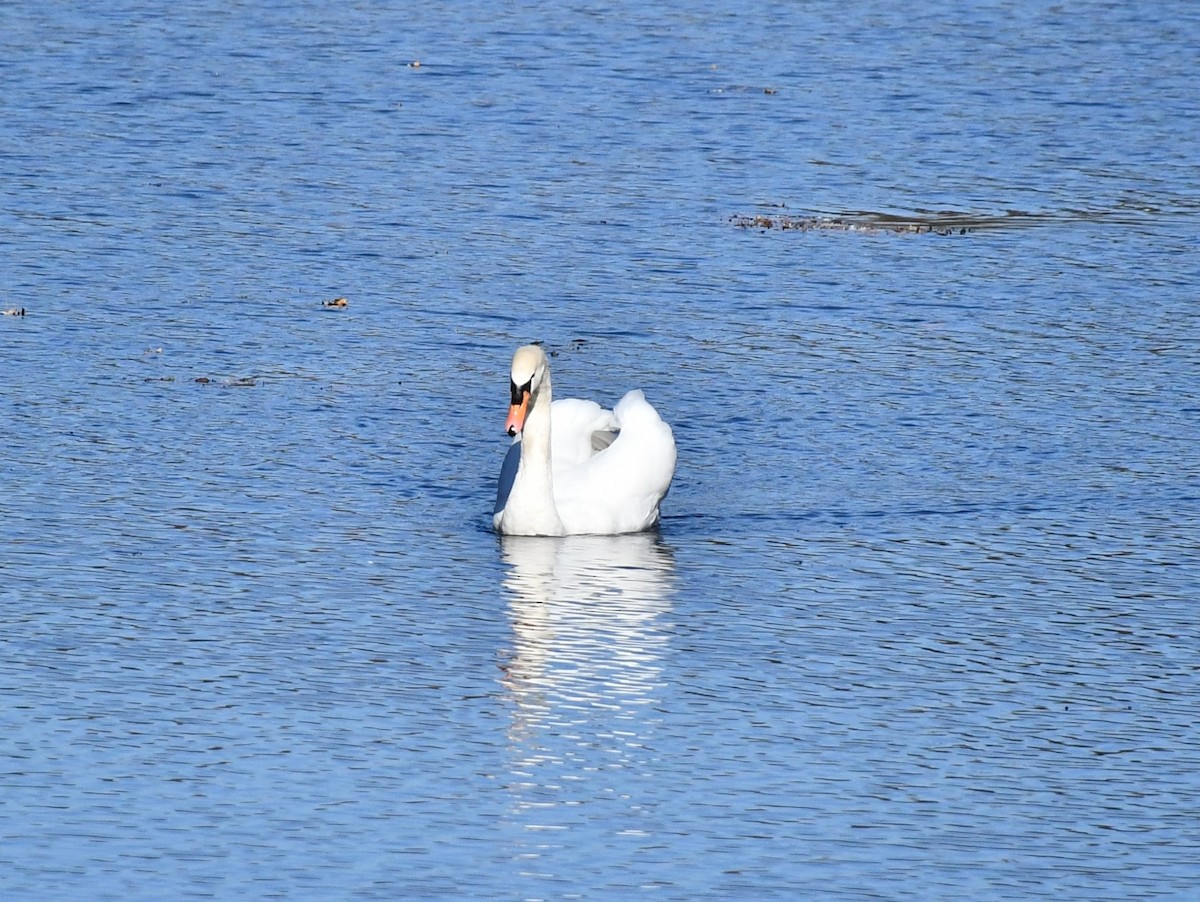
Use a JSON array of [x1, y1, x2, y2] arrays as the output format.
[[497, 534, 675, 863]]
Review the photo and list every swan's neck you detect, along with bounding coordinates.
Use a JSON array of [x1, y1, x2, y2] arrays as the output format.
[[522, 373, 553, 469], [507, 373, 565, 535]]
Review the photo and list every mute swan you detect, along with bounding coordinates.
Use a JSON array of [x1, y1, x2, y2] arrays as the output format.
[[493, 344, 676, 536]]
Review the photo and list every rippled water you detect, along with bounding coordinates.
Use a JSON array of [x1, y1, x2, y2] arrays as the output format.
[[2, 1, 1199, 899]]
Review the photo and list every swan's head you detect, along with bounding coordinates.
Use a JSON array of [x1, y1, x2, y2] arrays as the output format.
[[505, 344, 548, 436]]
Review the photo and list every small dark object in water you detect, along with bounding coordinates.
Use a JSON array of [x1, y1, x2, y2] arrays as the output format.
[[195, 377, 211, 384], [322, 296, 348, 309]]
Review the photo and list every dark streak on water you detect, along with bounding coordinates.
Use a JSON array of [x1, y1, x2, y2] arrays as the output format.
[[730, 205, 1172, 234]]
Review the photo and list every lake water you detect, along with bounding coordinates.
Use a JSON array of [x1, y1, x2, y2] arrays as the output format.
[[2, 1, 1199, 899]]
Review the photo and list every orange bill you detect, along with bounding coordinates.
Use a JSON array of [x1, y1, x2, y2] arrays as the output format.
[[505, 392, 529, 436]]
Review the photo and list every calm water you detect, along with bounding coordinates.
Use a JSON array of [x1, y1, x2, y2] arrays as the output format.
[[3, 1, 1199, 899]]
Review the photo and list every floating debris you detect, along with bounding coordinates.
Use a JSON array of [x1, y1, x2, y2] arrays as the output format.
[[321, 296, 349, 309], [730, 206, 1151, 236], [195, 375, 257, 387], [710, 85, 777, 95], [535, 338, 590, 358], [2, 308, 26, 316], [730, 212, 978, 235]]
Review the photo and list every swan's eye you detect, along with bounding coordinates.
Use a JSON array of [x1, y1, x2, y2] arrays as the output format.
[[510, 379, 532, 405]]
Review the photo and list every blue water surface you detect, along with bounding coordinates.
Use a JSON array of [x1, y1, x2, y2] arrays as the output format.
[[2, 1, 1198, 900]]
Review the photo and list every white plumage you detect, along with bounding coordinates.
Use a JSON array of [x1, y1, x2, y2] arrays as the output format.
[[493, 345, 676, 536]]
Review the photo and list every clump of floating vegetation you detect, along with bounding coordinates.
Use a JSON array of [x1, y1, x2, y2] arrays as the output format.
[[731, 212, 977, 235], [731, 206, 1147, 236]]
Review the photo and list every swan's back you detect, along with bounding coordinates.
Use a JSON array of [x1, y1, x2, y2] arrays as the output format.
[[550, 398, 619, 470], [553, 390, 676, 535]]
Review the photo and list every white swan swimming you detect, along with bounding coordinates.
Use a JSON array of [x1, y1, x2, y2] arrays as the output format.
[[493, 344, 676, 536]]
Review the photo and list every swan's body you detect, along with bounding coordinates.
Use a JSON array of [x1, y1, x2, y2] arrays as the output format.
[[493, 345, 676, 536]]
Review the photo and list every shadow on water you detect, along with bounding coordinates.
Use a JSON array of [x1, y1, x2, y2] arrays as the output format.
[[495, 533, 676, 878]]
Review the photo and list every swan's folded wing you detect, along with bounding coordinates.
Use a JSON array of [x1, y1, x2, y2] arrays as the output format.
[[553, 390, 677, 534], [550, 398, 619, 469], [590, 428, 618, 453], [608, 390, 676, 501]]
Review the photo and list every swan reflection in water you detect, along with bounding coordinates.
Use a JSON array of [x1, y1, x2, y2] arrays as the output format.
[[498, 532, 675, 848]]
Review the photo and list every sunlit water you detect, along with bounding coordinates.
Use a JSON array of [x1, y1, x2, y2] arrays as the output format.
[[2, 1, 1198, 899]]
